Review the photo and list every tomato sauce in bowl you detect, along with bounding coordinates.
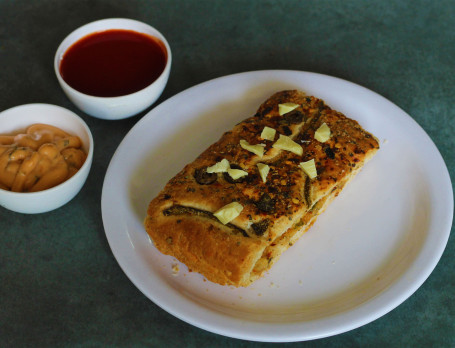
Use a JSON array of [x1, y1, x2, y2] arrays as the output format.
[[54, 18, 172, 120], [59, 29, 167, 97]]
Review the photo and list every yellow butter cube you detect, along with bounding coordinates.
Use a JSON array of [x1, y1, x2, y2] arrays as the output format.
[[260, 126, 276, 141], [278, 103, 299, 116], [240, 139, 265, 158], [299, 159, 317, 179], [213, 202, 244, 225], [256, 163, 270, 183], [272, 135, 303, 156], [314, 123, 331, 143]]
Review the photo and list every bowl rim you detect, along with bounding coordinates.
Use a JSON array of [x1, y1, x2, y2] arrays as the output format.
[[0, 103, 94, 196], [54, 17, 172, 101]]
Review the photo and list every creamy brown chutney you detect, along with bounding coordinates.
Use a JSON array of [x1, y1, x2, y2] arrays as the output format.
[[0, 124, 86, 192]]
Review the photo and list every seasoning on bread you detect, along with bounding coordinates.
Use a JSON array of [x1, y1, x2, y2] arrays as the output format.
[[144, 90, 379, 287]]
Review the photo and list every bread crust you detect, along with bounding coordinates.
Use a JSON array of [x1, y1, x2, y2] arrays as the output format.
[[145, 90, 379, 286]]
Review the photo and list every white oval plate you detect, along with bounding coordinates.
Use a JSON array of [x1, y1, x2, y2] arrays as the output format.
[[101, 71, 453, 342]]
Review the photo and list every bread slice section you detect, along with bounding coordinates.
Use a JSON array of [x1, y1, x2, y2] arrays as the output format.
[[144, 90, 379, 287]]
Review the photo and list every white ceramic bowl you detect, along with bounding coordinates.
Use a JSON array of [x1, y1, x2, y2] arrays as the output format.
[[54, 18, 172, 120], [0, 104, 94, 214]]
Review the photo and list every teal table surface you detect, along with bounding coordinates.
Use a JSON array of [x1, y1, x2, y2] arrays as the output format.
[[1, 1, 454, 346]]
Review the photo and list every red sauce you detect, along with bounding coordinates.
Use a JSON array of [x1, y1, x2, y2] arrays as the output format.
[[59, 29, 167, 97]]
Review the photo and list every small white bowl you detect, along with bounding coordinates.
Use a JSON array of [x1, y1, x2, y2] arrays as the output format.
[[0, 104, 94, 214], [54, 18, 172, 120]]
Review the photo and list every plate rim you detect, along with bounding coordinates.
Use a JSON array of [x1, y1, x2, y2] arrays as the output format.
[[101, 70, 453, 342]]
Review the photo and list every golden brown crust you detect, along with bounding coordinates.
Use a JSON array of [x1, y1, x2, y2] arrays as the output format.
[[145, 90, 379, 287]]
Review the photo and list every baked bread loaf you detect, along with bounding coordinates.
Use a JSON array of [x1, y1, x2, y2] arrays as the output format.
[[144, 90, 379, 287]]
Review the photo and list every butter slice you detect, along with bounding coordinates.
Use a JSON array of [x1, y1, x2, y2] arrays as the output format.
[[257, 163, 270, 183], [214, 202, 243, 225], [207, 158, 230, 173], [260, 126, 276, 141], [227, 168, 248, 180], [278, 103, 299, 116], [299, 159, 317, 179], [314, 123, 331, 143], [272, 135, 303, 156], [240, 139, 265, 158]]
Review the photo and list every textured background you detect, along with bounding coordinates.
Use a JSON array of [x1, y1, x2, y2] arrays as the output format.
[[0, 0, 454, 346]]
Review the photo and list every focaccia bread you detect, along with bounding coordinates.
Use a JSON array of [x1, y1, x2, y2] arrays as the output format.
[[144, 90, 379, 287]]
